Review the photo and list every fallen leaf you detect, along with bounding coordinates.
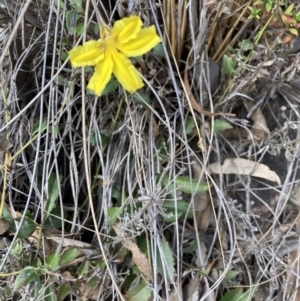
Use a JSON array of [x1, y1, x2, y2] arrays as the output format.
[[46, 235, 93, 248], [197, 202, 211, 232], [208, 158, 281, 185], [167, 286, 183, 301], [123, 239, 152, 281], [184, 273, 200, 301], [244, 100, 269, 140], [114, 224, 152, 282], [78, 281, 100, 301], [28, 228, 51, 255], [0, 136, 13, 152], [0, 218, 10, 235]]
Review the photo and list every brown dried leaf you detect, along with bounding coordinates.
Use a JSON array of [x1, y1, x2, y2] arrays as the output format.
[[28, 228, 51, 255], [124, 239, 152, 281], [0, 218, 10, 235], [114, 224, 152, 282], [208, 158, 281, 185], [184, 273, 200, 301], [46, 235, 93, 248], [167, 286, 183, 301], [244, 100, 269, 140], [0, 136, 13, 152], [78, 282, 100, 301], [197, 201, 211, 232]]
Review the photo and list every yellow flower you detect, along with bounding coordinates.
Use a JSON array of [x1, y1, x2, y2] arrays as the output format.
[[69, 16, 161, 96]]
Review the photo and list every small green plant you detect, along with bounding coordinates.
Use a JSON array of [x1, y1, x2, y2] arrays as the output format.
[[281, 4, 300, 36], [254, 0, 284, 12], [249, 1, 300, 44], [248, 6, 262, 20]]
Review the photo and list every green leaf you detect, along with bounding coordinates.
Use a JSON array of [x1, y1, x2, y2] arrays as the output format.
[[162, 200, 193, 222], [133, 56, 143, 62], [183, 234, 202, 253], [89, 133, 109, 146], [54, 0, 64, 10], [288, 28, 298, 36], [84, 66, 93, 74], [59, 51, 68, 61], [77, 259, 90, 276], [184, 117, 196, 135], [212, 120, 233, 132], [60, 248, 78, 265], [87, 276, 98, 287], [112, 184, 123, 206], [126, 279, 152, 301], [66, 9, 77, 35], [45, 285, 57, 301], [0, 211, 16, 232], [156, 237, 174, 282], [76, 23, 84, 36], [15, 216, 37, 239], [285, 4, 294, 15], [1, 207, 16, 232], [32, 279, 43, 299], [124, 270, 136, 292], [11, 241, 22, 256], [158, 173, 209, 195], [226, 270, 239, 280], [237, 289, 252, 301], [295, 13, 300, 22], [153, 44, 165, 57], [91, 23, 100, 35], [50, 126, 59, 139], [107, 207, 122, 226], [45, 250, 60, 271], [174, 176, 208, 194], [134, 91, 151, 106], [248, 6, 254, 13], [219, 288, 243, 301], [99, 260, 106, 269], [14, 267, 43, 291], [223, 55, 235, 77], [54, 75, 69, 87], [239, 39, 254, 51], [101, 75, 119, 95], [44, 207, 63, 229], [32, 119, 47, 135], [155, 135, 168, 160], [136, 235, 148, 255], [69, 0, 82, 12], [45, 174, 63, 220], [266, 3, 272, 12], [57, 284, 71, 301]]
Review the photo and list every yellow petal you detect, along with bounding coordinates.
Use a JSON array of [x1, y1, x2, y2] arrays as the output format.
[[87, 54, 113, 96], [69, 40, 104, 67], [116, 26, 161, 57], [111, 50, 143, 93], [112, 16, 142, 44]]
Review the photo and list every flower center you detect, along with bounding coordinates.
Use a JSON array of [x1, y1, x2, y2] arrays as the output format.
[[101, 26, 113, 40]]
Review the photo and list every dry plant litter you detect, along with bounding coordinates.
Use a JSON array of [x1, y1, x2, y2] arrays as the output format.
[[0, 0, 300, 300]]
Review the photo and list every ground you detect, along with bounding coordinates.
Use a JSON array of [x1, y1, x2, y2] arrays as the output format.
[[0, 0, 300, 300]]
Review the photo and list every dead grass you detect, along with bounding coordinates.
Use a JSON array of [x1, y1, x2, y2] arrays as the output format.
[[1, 0, 300, 300]]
